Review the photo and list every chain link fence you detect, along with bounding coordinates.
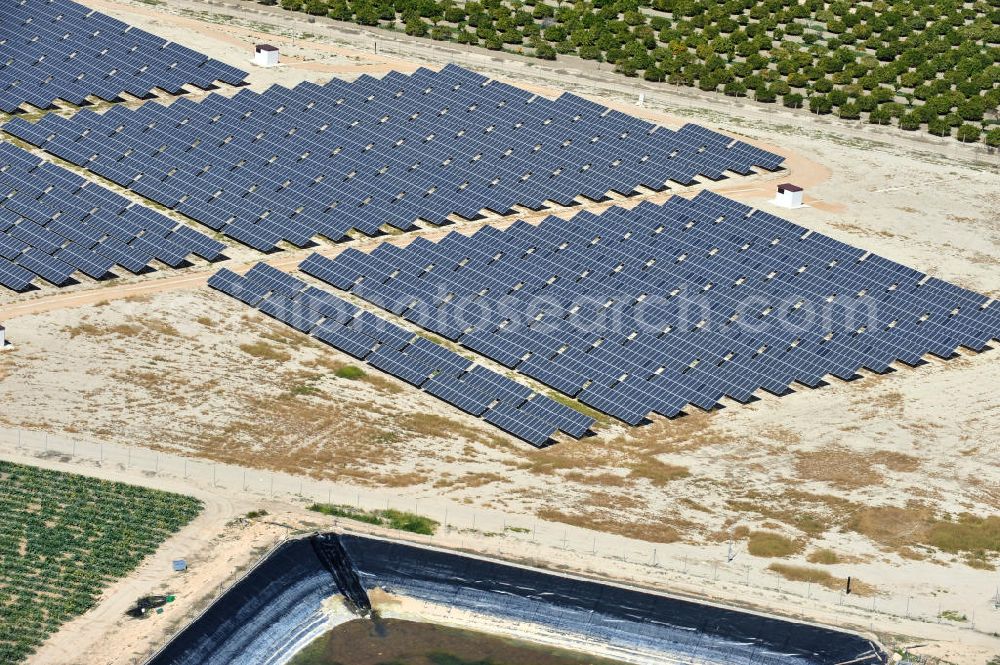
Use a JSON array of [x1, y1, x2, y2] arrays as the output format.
[[2, 425, 996, 648]]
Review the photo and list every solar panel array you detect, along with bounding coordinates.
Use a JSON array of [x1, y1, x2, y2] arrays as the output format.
[[207, 262, 594, 446], [300, 190, 1000, 425], [0, 0, 247, 113], [0, 141, 226, 291], [4, 64, 784, 252]]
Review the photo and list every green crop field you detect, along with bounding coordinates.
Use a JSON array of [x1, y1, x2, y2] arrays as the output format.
[[263, 0, 999, 144], [0, 461, 202, 664]]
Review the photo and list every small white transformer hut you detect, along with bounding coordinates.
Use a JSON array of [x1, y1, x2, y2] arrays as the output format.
[[774, 183, 804, 209], [254, 44, 279, 67], [0, 323, 7, 350]]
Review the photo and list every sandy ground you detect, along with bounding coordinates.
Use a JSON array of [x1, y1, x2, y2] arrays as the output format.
[[5, 448, 281, 665], [1, 0, 999, 664], [4, 440, 1000, 665]]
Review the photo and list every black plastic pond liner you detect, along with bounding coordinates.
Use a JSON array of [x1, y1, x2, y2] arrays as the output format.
[[311, 533, 371, 616], [340, 535, 886, 665], [147, 537, 334, 665], [148, 533, 886, 665]]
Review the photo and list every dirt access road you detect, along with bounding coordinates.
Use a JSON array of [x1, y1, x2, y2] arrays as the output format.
[[6, 435, 995, 665], [1, 2, 998, 664], [0, 143, 812, 320]]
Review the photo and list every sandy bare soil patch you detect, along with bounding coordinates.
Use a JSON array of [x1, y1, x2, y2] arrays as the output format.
[[0, 0, 998, 662], [2, 281, 998, 570]]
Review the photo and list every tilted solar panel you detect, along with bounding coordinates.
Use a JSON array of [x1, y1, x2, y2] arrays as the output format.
[[304, 190, 1000, 424], [207, 262, 595, 445], [0, 140, 228, 291], [0, 0, 247, 113], [5, 65, 784, 253], [0, 258, 35, 290], [15, 246, 75, 285]]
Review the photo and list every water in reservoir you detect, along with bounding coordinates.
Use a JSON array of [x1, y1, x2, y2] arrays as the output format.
[[289, 618, 632, 665]]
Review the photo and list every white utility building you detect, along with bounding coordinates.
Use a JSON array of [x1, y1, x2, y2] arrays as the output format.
[[774, 183, 804, 208], [0, 323, 6, 349], [253, 44, 279, 67]]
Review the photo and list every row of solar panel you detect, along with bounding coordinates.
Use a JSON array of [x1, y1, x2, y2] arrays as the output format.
[[3, 64, 785, 252], [297, 190, 1000, 425], [21, 63, 773, 180], [0, 0, 246, 112], [0, 140, 226, 291], [9, 66, 777, 197], [207, 262, 594, 446]]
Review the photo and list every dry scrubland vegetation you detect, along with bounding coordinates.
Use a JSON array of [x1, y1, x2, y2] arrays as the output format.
[[15, 292, 520, 488], [0, 6, 995, 662], [1, 288, 998, 580], [307, 502, 440, 534], [766, 563, 876, 596]]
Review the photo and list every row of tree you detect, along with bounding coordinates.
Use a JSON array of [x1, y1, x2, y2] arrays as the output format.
[[262, 0, 999, 143], [0, 460, 203, 664]]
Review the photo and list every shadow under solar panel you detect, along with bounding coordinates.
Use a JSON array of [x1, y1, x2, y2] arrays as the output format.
[[207, 263, 595, 445], [0, 141, 227, 291], [0, 0, 247, 113], [302, 190, 1000, 425], [4, 65, 784, 254]]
